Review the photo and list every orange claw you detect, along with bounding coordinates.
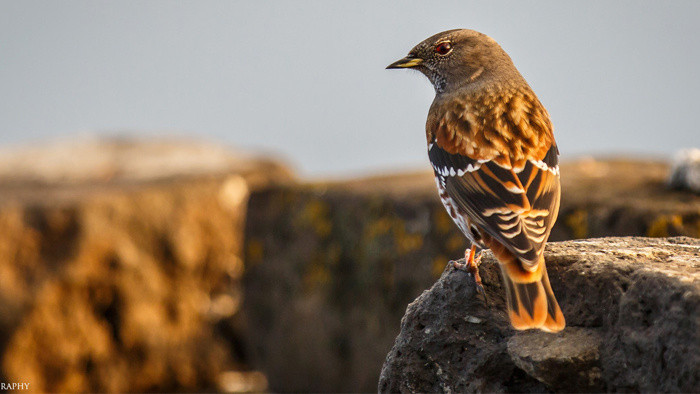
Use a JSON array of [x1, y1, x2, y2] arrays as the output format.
[[453, 245, 485, 297]]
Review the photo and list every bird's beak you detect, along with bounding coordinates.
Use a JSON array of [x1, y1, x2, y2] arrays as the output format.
[[386, 56, 423, 69]]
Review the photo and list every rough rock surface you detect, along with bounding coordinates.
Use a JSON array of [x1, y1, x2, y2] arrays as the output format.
[[0, 139, 292, 392], [378, 237, 700, 393], [507, 328, 604, 391]]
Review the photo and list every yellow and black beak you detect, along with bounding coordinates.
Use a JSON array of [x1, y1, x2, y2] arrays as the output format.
[[386, 56, 423, 69]]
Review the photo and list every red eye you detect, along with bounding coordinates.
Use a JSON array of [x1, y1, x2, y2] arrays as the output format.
[[435, 42, 452, 55]]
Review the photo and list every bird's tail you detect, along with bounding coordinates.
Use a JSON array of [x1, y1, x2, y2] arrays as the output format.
[[499, 262, 565, 332], [486, 240, 565, 332]]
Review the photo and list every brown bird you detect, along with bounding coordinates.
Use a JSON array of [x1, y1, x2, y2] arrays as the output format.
[[387, 29, 565, 332]]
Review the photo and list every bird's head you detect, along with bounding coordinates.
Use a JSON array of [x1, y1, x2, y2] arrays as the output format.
[[387, 29, 520, 94]]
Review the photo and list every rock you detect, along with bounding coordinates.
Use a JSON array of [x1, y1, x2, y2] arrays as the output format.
[[507, 328, 603, 391], [0, 138, 292, 392], [668, 148, 700, 193], [378, 237, 700, 393]]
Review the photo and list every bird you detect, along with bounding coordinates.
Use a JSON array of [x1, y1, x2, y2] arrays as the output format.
[[387, 29, 565, 332]]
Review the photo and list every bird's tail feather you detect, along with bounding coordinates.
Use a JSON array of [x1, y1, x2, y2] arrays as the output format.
[[481, 233, 565, 332], [499, 262, 565, 332]]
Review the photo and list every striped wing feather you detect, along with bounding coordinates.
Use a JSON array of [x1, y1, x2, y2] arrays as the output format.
[[430, 143, 560, 270]]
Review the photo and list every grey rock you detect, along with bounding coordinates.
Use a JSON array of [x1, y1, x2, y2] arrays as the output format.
[[507, 328, 603, 391], [669, 148, 700, 193], [379, 237, 700, 393]]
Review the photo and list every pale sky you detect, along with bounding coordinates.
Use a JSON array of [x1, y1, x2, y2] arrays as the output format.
[[1, 1, 699, 177]]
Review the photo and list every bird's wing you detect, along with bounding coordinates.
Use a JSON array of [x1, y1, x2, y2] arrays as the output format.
[[429, 141, 560, 269]]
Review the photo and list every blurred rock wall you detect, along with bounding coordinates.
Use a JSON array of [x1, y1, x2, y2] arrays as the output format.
[[0, 139, 291, 392], [554, 158, 699, 240]]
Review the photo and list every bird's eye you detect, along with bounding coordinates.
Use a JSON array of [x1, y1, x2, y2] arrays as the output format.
[[435, 42, 452, 55]]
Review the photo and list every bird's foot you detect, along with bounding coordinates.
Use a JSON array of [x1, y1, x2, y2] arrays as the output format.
[[451, 249, 487, 302]]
